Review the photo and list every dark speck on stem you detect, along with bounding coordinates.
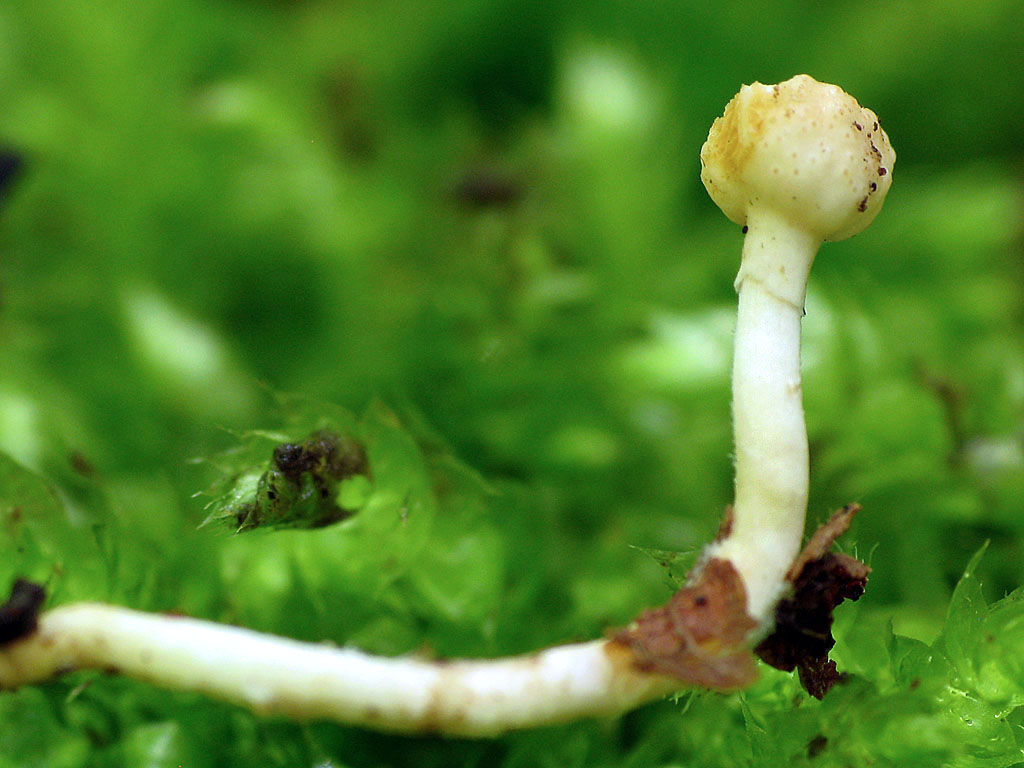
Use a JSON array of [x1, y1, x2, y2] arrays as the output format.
[[0, 579, 46, 646]]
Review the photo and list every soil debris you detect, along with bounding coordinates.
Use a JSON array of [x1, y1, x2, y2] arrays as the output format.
[[614, 504, 868, 698], [610, 558, 759, 690], [755, 504, 870, 699], [0, 579, 46, 646], [230, 429, 369, 532]]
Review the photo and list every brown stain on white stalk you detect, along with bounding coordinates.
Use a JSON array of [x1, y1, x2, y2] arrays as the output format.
[[611, 557, 759, 689]]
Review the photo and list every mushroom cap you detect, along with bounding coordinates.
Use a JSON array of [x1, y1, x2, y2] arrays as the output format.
[[700, 75, 895, 242]]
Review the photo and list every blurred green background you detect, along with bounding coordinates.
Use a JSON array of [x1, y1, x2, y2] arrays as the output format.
[[1, 0, 1023, 765]]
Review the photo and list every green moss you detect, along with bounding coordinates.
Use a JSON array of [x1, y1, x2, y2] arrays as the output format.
[[2, 0, 1024, 764]]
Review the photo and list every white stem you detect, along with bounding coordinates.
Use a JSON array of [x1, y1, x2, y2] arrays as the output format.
[[706, 208, 821, 623], [0, 604, 679, 737]]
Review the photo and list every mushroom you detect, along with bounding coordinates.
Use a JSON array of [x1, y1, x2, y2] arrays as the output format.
[[699, 74, 895, 624], [0, 75, 893, 736]]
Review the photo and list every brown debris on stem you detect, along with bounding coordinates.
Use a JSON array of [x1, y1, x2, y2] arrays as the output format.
[[755, 504, 870, 698], [610, 558, 759, 690], [613, 504, 868, 697], [0, 579, 46, 647]]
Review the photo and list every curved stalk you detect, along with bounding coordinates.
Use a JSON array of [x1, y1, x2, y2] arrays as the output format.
[[0, 603, 678, 737], [706, 209, 819, 623]]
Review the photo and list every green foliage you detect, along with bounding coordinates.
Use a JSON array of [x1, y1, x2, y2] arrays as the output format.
[[202, 422, 369, 532], [0, 453, 110, 603], [1, 0, 1024, 765]]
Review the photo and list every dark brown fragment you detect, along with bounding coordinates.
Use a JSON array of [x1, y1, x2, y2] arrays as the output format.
[[272, 442, 316, 480], [756, 504, 870, 699], [785, 503, 860, 579], [807, 734, 828, 758], [273, 430, 368, 484], [0, 579, 46, 646], [610, 558, 759, 690], [452, 169, 524, 209], [798, 655, 844, 700]]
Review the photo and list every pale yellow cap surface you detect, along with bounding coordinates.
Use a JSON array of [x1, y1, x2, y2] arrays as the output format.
[[700, 74, 895, 242]]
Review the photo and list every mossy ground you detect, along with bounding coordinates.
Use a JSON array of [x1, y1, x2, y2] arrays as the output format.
[[1, 1, 1024, 765]]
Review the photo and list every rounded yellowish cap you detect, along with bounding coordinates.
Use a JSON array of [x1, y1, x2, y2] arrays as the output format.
[[700, 75, 895, 242]]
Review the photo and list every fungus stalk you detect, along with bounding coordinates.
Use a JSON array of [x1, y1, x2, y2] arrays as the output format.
[[0, 598, 676, 737], [710, 218, 817, 623], [700, 74, 894, 624], [0, 75, 891, 736]]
